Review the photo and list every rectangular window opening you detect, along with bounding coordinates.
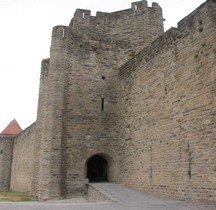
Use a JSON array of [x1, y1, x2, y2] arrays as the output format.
[[101, 98, 105, 111]]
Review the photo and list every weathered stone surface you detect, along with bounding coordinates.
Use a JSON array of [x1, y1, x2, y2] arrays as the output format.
[[32, 0, 164, 200], [0, 135, 14, 191], [119, 0, 216, 201], [0, 0, 215, 203], [10, 123, 35, 192]]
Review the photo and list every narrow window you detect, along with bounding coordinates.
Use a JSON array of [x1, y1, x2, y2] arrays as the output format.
[[188, 143, 192, 179], [62, 28, 65, 38], [82, 12, 85, 18], [0, 149, 3, 154], [101, 98, 105, 111], [135, 5, 138, 10], [149, 145, 153, 179]]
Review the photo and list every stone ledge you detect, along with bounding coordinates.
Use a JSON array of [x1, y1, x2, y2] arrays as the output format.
[[86, 184, 116, 202]]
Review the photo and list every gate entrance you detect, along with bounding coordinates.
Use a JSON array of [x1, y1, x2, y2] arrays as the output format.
[[87, 155, 108, 182]]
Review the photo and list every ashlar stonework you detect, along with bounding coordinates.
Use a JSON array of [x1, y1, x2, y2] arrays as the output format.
[[0, 0, 215, 202]]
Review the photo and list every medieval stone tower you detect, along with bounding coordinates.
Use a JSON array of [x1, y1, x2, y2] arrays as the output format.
[[0, 0, 215, 202], [32, 0, 164, 200]]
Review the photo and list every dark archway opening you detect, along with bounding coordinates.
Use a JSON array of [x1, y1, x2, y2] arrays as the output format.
[[87, 155, 108, 182]]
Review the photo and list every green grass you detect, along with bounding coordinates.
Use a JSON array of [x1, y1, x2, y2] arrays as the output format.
[[0, 191, 32, 202]]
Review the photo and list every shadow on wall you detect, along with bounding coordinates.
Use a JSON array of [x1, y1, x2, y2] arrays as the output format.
[[85, 153, 118, 183]]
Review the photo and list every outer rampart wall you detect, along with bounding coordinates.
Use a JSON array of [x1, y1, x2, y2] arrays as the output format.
[[31, 59, 49, 197], [119, 0, 216, 201], [10, 123, 36, 192], [0, 135, 14, 191]]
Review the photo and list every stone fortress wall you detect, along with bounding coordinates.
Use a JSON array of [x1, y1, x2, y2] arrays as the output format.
[[0, 123, 35, 192], [0, 135, 14, 191], [10, 123, 35, 192], [0, 0, 215, 203], [31, 0, 164, 200], [119, 0, 216, 201]]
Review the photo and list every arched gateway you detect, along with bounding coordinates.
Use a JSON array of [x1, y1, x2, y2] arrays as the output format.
[[87, 155, 108, 182]]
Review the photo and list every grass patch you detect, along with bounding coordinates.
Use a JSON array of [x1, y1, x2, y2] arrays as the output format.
[[0, 191, 32, 202]]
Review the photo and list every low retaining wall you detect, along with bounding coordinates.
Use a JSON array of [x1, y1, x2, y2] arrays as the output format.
[[87, 184, 116, 202]]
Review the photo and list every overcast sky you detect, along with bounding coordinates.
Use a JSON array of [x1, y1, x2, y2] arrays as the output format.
[[0, 0, 205, 131]]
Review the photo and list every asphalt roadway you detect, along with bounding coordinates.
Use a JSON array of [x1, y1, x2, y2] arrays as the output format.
[[0, 184, 215, 210]]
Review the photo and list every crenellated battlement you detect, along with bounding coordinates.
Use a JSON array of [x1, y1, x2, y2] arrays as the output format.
[[72, 0, 161, 22], [69, 0, 163, 32], [52, 25, 71, 39], [68, 0, 164, 57], [72, 1, 161, 20], [120, 0, 216, 77], [131, 0, 147, 10], [73, 9, 91, 19]]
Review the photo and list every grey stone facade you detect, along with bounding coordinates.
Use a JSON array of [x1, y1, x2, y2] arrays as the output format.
[[0, 135, 14, 191], [31, 0, 164, 200], [0, 0, 215, 203]]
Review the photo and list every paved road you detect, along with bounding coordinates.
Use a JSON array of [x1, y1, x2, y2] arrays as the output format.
[[0, 183, 215, 210]]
